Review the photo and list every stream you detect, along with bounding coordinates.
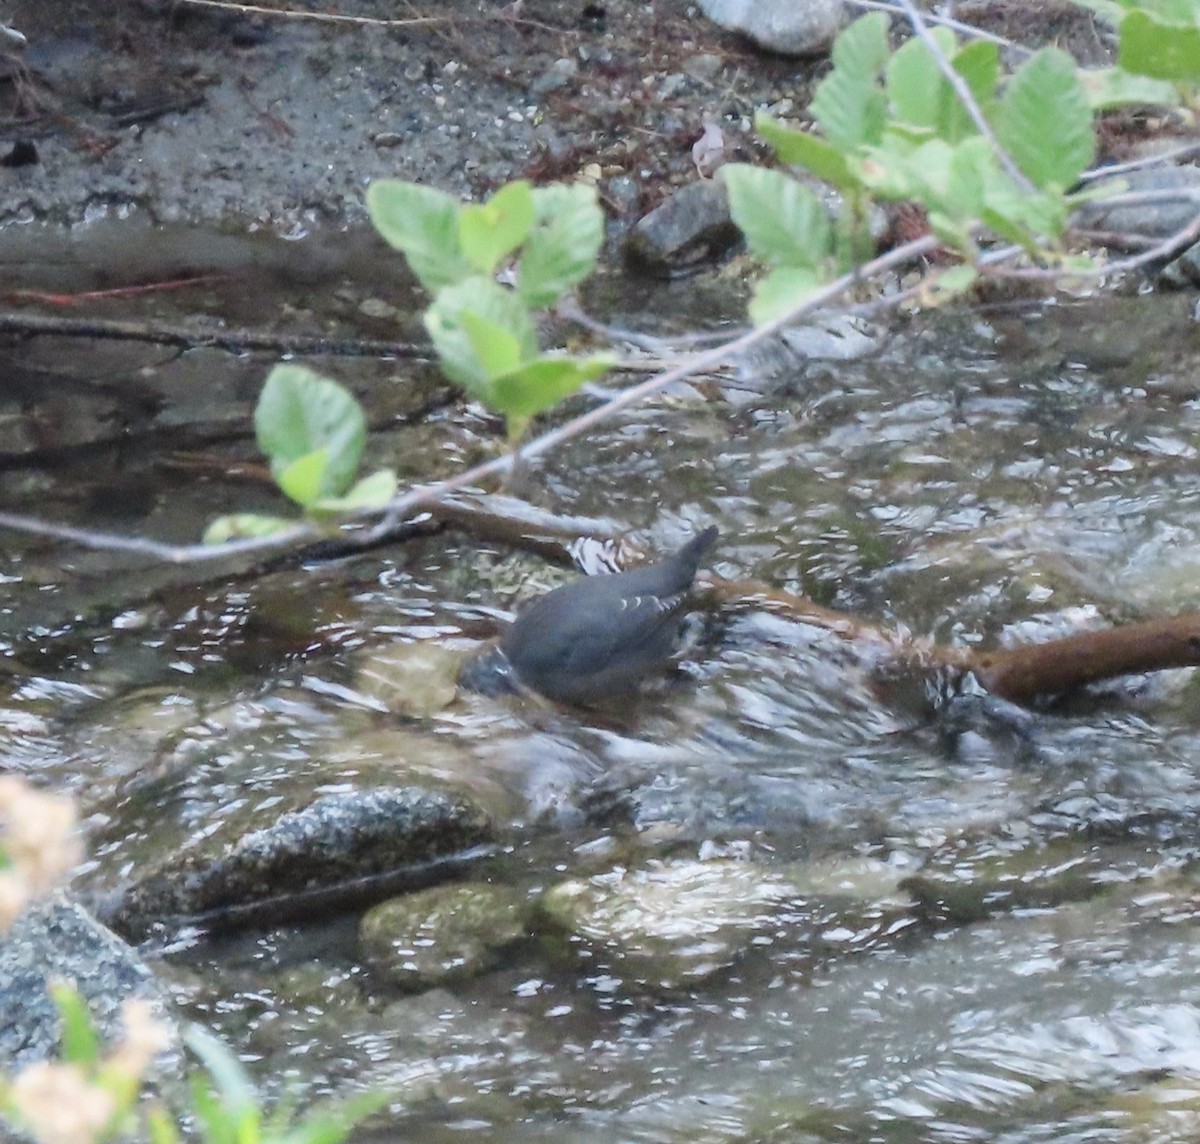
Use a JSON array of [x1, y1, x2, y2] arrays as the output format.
[[4, 234, 1200, 1142]]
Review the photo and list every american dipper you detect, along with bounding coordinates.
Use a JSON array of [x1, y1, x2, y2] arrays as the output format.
[[462, 526, 718, 705]]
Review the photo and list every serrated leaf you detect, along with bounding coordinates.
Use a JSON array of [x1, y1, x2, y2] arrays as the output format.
[[424, 277, 539, 395], [204, 514, 299, 544], [490, 354, 614, 420], [1119, 9, 1200, 79], [365, 181, 473, 293], [927, 264, 979, 300], [916, 261, 978, 306], [1079, 64, 1181, 107], [313, 469, 399, 513], [458, 180, 535, 274], [723, 164, 832, 269], [886, 28, 959, 131], [995, 47, 1095, 189], [944, 136, 990, 219], [811, 13, 890, 151], [748, 266, 825, 326], [756, 113, 856, 189], [255, 365, 366, 499], [461, 309, 525, 379], [517, 184, 605, 308], [275, 448, 332, 507], [943, 40, 1000, 141], [982, 180, 1068, 246]]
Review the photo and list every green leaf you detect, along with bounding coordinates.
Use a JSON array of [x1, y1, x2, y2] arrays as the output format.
[[1078, 64, 1181, 107], [51, 983, 100, 1066], [944, 136, 990, 220], [886, 28, 959, 131], [313, 470, 398, 514], [925, 264, 978, 303], [461, 309, 525, 379], [274, 1091, 392, 1144], [490, 354, 614, 420], [811, 13, 890, 151], [146, 1106, 184, 1144], [1119, 9, 1200, 79], [748, 267, 825, 326], [204, 514, 298, 544], [458, 180, 535, 274], [517, 184, 605, 308], [755, 113, 856, 189], [981, 181, 1068, 246], [424, 277, 539, 395], [723, 164, 832, 269], [943, 40, 1001, 141], [184, 1025, 259, 1128], [255, 365, 366, 500], [995, 47, 1095, 189], [365, 180, 473, 293], [275, 448, 332, 507]]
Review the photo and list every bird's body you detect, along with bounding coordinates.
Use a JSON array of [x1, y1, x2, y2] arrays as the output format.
[[465, 526, 718, 705]]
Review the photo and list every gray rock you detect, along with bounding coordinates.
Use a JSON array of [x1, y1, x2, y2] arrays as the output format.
[[0, 894, 174, 1068], [360, 882, 527, 992], [1159, 243, 1200, 288], [624, 179, 742, 277], [536, 859, 795, 988], [698, 0, 849, 56], [1074, 165, 1200, 239], [108, 786, 494, 938]]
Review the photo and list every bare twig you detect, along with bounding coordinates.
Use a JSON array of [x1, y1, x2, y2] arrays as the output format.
[[982, 212, 1200, 281], [847, 0, 1032, 55], [894, 0, 1038, 195], [174, 0, 447, 29], [0, 311, 425, 359], [0, 235, 941, 564], [1078, 142, 1200, 182]]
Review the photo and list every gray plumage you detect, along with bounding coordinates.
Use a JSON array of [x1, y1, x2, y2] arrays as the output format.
[[497, 525, 718, 704]]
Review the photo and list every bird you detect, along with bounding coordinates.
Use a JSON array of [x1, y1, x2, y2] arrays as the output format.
[[459, 526, 718, 705]]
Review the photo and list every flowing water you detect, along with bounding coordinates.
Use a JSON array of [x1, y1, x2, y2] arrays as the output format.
[[4, 242, 1200, 1141]]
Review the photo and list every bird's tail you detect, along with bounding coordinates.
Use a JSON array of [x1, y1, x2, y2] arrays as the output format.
[[675, 525, 719, 579]]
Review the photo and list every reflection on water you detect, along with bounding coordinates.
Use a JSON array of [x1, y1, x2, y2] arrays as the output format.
[[5, 288, 1200, 1141]]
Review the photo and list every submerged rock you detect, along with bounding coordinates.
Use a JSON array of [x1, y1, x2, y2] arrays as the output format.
[[0, 893, 175, 1068], [360, 882, 528, 993], [354, 641, 462, 716], [1074, 165, 1200, 239], [107, 786, 494, 939], [536, 858, 795, 989]]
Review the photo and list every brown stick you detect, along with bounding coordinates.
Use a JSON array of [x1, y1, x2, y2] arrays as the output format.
[[701, 573, 1200, 708], [972, 614, 1200, 706]]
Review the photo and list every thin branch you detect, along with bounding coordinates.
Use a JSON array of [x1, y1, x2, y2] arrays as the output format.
[[982, 212, 1200, 281], [0, 234, 941, 564], [894, 0, 1038, 195], [1078, 141, 1200, 182], [0, 311, 426, 359], [172, 0, 576, 36], [847, 0, 1032, 55], [174, 0, 448, 28], [1078, 187, 1200, 208]]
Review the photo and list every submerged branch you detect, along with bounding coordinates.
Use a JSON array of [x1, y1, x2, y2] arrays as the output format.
[[0, 310, 426, 358], [703, 574, 1200, 709]]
